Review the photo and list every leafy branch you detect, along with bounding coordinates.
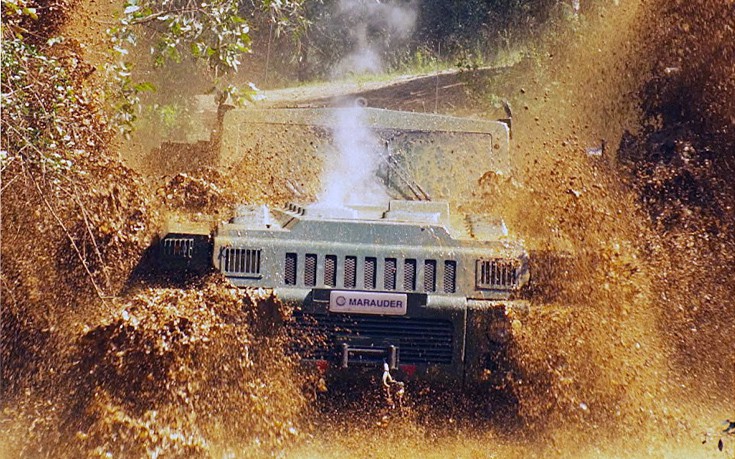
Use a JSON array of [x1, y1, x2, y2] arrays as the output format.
[[105, 0, 308, 134], [2, 21, 150, 296]]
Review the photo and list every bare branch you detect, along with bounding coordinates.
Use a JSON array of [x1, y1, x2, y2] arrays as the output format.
[[23, 160, 108, 298], [70, 186, 113, 291], [8, 125, 109, 299], [129, 8, 204, 25], [1, 172, 21, 195]]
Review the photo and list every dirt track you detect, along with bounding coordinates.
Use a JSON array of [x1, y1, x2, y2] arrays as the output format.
[[255, 66, 513, 115]]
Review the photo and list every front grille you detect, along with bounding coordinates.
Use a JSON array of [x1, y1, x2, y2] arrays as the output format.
[[477, 258, 519, 289], [289, 312, 454, 364], [305, 254, 317, 286], [283, 254, 459, 293], [162, 237, 194, 259], [443, 260, 456, 293], [344, 256, 357, 288], [222, 247, 261, 276], [284, 253, 297, 285]]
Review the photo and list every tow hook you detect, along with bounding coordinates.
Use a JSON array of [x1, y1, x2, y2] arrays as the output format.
[[381, 362, 405, 411]]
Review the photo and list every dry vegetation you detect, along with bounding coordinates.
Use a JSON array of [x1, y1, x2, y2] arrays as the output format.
[[1, 1, 307, 456]]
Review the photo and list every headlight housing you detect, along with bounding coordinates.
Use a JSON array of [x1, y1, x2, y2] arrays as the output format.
[[476, 258, 520, 290]]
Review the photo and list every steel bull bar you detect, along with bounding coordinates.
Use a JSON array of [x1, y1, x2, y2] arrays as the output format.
[[278, 287, 463, 379], [275, 286, 527, 385], [340, 343, 399, 370]]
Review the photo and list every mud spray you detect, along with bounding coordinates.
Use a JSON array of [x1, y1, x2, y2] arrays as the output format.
[[2, 0, 733, 457], [286, 0, 735, 456]]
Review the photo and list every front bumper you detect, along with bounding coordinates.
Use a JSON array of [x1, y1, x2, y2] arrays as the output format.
[[276, 287, 528, 387]]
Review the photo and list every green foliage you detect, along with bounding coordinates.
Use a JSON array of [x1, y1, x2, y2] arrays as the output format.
[[1, 6, 155, 303], [2, 0, 75, 44], [260, 0, 311, 41], [1, 33, 107, 176], [2, 0, 38, 25], [118, 0, 252, 75], [132, 99, 194, 142], [105, 0, 251, 133], [106, 0, 307, 134], [455, 47, 485, 72]]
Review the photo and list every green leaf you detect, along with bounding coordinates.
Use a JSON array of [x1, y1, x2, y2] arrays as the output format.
[[21, 6, 37, 20], [4, 1, 20, 14], [132, 81, 156, 92]]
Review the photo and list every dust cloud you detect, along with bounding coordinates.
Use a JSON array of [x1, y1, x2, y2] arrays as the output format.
[[316, 0, 419, 207]]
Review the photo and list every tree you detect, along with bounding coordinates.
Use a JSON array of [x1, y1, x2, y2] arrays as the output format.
[[108, 0, 308, 132]]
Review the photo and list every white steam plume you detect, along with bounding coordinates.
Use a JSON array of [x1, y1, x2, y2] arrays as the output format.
[[332, 0, 418, 78], [314, 0, 418, 210], [316, 105, 390, 207]]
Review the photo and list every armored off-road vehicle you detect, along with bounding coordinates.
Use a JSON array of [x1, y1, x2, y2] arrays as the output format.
[[159, 107, 530, 386]]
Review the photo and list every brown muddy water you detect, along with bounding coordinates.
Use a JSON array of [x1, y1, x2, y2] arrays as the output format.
[[1, 0, 733, 457]]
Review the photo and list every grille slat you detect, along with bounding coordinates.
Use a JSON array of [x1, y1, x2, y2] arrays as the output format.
[[364, 257, 377, 289], [404, 259, 416, 291], [443, 260, 456, 293], [324, 255, 337, 287], [289, 312, 454, 364], [424, 260, 436, 292], [344, 256, 357, 288], [384, 258, 397, 290], [284, 253, 297, 285], [305, 254, 317, 286]]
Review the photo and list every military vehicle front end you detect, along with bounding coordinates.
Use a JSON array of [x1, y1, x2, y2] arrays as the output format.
[[162, 199, 528, 386], [158, 106, 530, 387]]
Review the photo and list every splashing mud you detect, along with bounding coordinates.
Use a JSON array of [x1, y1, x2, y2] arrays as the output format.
[[2, 278, 306, 458], [289, 0, 735, 455], [2, 0, 733, 457]]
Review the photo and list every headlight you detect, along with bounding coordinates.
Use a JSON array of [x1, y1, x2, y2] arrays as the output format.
[[487, 317, 512, 343]]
